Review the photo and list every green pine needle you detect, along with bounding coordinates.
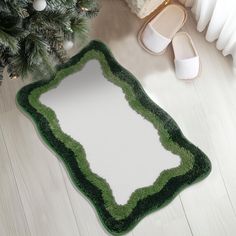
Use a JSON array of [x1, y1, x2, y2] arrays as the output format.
[[0, 29, 19, 53], [0, 0, 100, 83]]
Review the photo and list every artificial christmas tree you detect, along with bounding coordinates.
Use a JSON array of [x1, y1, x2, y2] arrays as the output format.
[[0, 0, 99, 84]]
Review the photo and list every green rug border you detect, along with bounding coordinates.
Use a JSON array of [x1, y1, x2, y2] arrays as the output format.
[[16, 40, 211, 235], [29, 48, 195, 219]]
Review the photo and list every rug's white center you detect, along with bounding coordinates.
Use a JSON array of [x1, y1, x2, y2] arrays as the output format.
[[40, 60, 180, 205]]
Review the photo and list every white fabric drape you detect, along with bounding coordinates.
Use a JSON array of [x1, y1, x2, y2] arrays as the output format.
[[179, 0, 236, 66]]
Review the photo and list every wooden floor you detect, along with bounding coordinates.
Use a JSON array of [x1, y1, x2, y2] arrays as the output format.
[[1, 0, 236, 235]]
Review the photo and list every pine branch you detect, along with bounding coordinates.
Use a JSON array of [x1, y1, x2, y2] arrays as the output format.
[[44, 30, 68, 64], [0, 29, 19, 53], [29, 8, 73, 31], [76, 0, 99, 17], [1, 0, 29, 17], [0, 62, 4, 84], [10, 34, 50, 77], [71, 17, 89, 43], [0, 0, 100, 84]]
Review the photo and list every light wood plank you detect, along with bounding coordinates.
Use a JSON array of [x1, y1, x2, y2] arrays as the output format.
[[0, 71, 26, 114], [176, 13, 236, 236], [0, 110, 81, 236], [0, 126, 30, 236]]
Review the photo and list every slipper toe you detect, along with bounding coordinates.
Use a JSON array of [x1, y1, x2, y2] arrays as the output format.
[[175, 57, 200, 79], [142, 24, 171, 54], [172, 32, 200, 79]]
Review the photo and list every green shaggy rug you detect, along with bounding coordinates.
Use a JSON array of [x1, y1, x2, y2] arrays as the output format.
[[16, 40, 211, 235]]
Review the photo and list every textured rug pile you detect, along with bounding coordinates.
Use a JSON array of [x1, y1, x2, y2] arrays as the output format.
[[16, 40, 211, 235]]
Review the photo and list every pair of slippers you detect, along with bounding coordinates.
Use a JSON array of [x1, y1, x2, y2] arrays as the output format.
[[138, 4, 199, 80]]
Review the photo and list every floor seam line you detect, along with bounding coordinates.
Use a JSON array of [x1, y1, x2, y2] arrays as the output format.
[[0, 122, 32, 236], [193, 83, 236, 220], [179, 195, 194, 236]]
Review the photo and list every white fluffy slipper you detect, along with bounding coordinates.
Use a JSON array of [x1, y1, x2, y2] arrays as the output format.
[[138, 4, 187, 55], [172, 32, 200, 79]]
